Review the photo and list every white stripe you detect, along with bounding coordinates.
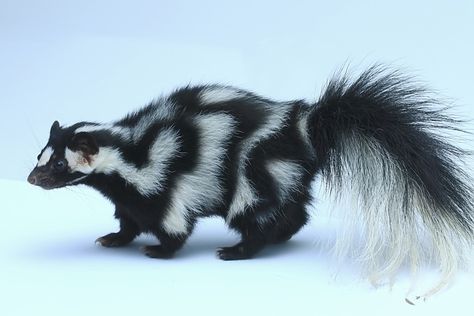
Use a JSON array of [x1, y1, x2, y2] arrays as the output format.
[[131, 100, 177, 142], [75, 101, 176, 144], [163, 114, 236, 235], [75, 124, 131, 140], [227, 104, 290, 221], [37, 147, 53, 167], [254, 159, 305, 227], [266, 159, 304, 201], [66, 128, 181, 197], [199, 86, 246, 104]]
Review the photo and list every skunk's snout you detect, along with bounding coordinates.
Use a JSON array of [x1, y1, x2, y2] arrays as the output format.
[[28, 168, 47, 187], [27, 168, 56, 189]]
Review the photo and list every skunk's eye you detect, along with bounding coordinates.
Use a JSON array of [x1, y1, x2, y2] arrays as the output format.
[[53, 159, 67, 172]]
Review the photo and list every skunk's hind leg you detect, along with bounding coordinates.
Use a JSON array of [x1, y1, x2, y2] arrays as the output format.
[[143, 217, 197, 259], [268, 201, 309, 244], [96, 206, 140, 247], [217, 239, 266, 260], [218, 198, 309, 260], [217, 219, 267, 260], [142, 230, 189, 259]]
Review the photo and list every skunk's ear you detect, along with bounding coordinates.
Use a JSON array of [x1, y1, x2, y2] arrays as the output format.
[[70, 132, 99, 155], [50, 120, 60, 135]]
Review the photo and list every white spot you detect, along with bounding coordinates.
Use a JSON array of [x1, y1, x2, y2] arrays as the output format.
[[37, 147, 53, 167], [65, 148, 94, 174], [297, 108, 314, 153], [266, 159, 304, 201], [163, 114, 236, 235], [227, 103, 291, 221], [199, 86, 246, 104]]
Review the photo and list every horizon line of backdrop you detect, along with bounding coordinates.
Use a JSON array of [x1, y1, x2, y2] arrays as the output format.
[[1, 0, 473, 181]]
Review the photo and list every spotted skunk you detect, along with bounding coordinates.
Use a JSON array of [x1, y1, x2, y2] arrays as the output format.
[[28, 66, 473, 296]]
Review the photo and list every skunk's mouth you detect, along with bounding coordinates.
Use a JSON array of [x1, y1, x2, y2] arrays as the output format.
[[38, 182, 66, 190], [27, 168, 88, 189]]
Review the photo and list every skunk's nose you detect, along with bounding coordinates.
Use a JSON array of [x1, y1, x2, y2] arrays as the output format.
[[27, 174, 37, 185], [27, 169, 41, 186]]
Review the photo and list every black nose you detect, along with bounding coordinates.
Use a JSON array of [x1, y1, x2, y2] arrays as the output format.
[[27, 174, 37, 185]]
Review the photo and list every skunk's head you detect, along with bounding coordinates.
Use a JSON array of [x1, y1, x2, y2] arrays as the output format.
[[27, 121, 99, 190]]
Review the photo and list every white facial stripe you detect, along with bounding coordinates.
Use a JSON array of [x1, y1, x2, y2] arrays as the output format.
[[37, 147, 54, 167]]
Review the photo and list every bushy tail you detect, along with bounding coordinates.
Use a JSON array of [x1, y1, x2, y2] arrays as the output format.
[[309, 65, 474, 296]]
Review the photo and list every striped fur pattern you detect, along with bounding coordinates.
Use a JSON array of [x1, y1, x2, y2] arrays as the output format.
[[28, 67, 473, 296]]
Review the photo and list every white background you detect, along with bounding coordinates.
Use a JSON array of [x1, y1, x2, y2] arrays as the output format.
[[1, 1, 473, 315]]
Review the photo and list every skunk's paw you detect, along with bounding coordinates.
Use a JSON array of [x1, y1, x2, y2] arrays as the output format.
[[142, 245, 175, 259], [95, 232, 132, 247], [216, 246, 251, 260]]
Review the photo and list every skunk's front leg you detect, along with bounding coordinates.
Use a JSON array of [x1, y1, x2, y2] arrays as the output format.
[[96, 206, 140, 247]]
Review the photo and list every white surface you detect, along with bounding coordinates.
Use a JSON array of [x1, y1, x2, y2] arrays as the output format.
[[0, 179, 473, 316]]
